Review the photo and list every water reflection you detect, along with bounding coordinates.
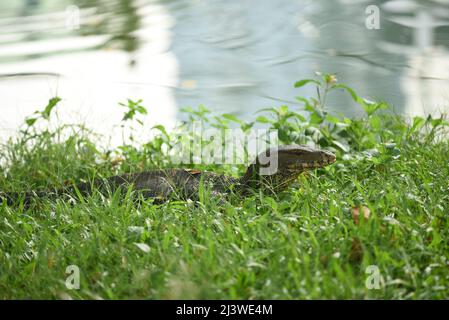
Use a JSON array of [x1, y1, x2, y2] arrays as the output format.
[[0, 0, 177, 145], [380, 0, 449, 114], [0, 0, 448, 145]]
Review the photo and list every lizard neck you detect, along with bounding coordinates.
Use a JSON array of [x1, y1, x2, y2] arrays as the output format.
[[239, 162, 305, 194]]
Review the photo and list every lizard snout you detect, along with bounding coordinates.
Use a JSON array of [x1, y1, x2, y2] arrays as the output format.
[[323, 151, 336, 164]]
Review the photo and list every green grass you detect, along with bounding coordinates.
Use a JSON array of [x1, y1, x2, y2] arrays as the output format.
[[1, 76, 449, 299]]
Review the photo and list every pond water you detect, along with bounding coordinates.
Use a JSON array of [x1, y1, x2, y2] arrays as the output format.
[[1, 0, 449, 144]]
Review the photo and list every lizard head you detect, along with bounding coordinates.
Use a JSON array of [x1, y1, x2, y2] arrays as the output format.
[[273, 144, 336, 172], [241, 144, 336, 192]]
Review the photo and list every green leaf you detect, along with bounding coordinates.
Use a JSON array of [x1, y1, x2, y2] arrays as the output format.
[[369, 116, 382, 130], [255, 107, 277, 114], [309, 112, 324, 125], [407, 117, 425, 138], [263, 196, 278, 210], [180, 106, 194, 113], [152, 125, 170, 139], [42, 97, 61, 119], [222, 113, 242, 123], [295, 96, 312, 108], [325, 114, 341, 124], [294, 113, 307, 122], [256, 116, 271, 123], [279, 105, 289, 115], [240, 122, 254, 132], [294, 79, 321, 88], [25, 118, 38, 127], [332, 140, 350, 152], [136, 105, 148, 115], [333, 84, 364, 105]]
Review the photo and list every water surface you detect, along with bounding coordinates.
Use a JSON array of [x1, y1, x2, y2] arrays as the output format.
[[1, 0, 448, 143]]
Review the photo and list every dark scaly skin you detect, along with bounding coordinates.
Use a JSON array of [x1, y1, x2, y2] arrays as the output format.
[[0, 145, 336, 206]]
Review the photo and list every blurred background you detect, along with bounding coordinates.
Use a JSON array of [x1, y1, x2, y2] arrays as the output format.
[[0, 0, 448, 144]]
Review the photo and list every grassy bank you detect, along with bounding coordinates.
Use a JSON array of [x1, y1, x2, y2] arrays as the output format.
[[1, 76, 448, 299]]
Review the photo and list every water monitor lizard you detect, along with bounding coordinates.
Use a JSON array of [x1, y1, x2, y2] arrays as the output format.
[[0, 145, 336, 206]]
